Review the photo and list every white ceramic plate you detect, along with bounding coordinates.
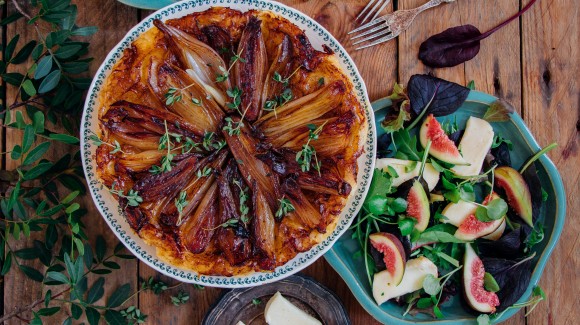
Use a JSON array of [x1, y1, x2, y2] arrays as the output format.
[[81, 0, 375, 288]]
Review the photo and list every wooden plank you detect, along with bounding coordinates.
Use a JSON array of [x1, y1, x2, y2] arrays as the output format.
[[521, 0, 580, 324], [138, 266, 223, 324], [284, 0, 397, 101], [397, 0, 465, 84], [71, 0, 141, 317], [460, 0, 522, 114], [301, 260, 381, 324]]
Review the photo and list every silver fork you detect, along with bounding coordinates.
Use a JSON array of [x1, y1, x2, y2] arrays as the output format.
[[350, 0, 456, 50], [354, 0, 391, 26]]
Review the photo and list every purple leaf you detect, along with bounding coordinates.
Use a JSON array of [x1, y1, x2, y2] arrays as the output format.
[[418, 25, 482, 68], [419, 0, 539, 68], [407, 74, 470, 117]]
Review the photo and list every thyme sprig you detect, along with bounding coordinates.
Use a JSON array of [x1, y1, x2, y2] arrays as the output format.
[[108, 183, 143, 207], [89, 132, 123, 154], [234, 180, 250, 224], [263, 88, 293, 117], [174, 191, 188, 225], [275, 197, 295, 219], [296, 121, 327, 175], [272, 66, 302, 87], [149, 120, 183, 174], [216, 48, 245, 82]]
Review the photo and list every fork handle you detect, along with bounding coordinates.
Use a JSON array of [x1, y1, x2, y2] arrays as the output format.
[[416, 0, 456, 13]]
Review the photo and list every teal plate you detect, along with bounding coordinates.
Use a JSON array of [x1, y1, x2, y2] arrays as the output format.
[[324, 91, 566, 324], [117, 0, 177, 9]]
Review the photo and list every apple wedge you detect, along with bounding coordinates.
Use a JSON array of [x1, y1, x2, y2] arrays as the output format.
[[451, 117, 494, 177], [375, 158, 440, 191], [373, 256, 438, 305]]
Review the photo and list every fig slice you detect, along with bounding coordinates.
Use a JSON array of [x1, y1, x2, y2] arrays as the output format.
[[481, 218, 506, 241], [447, 193, 506, 241], [369, 233, 406, 286], [463, 244, 500, 313], [372, 256, 438, 305], [494, 166, 533, 226], [401, 179, 430, 232], [419, 114, 467, 165]]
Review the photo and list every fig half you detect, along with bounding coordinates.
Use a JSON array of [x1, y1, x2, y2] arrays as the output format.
[[494, 166, 533, 226], [463, 244, 500, 313], [369, 233, 406, 286]]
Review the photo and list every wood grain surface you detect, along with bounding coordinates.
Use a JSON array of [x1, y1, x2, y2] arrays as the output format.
[[2, 0, 578, 324]]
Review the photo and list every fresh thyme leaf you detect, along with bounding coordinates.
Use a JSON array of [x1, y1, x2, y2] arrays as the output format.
[[234, 180, 250, 224], [252, 298, 262, 305], [318, 77, 325, 86], [164, 87, 182, 106], [170, 291, 190, 306], [223, 117, 243, 136], [191, 97, 202, 106], [276, 197, 295, 219], [217, 48, 244, 82], [296, 122, 326, 174], [108, 183, 143, 207], [196, 166, 212, 179], [175, 191, 188, 224]]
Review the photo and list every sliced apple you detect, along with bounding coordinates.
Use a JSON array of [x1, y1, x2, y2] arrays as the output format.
[[451, 117, 494, 177], [494, 166, 533, 226], [373, 256, 438, 305], [369, 233, 406, 286], [375, 158, 440, 191], [463, 244, 500, 313]]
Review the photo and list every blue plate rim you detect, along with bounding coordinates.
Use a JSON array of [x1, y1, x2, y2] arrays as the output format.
[[324, 90, 567, 324]]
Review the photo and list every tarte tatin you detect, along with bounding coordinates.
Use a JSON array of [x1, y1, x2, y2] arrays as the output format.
[[94, 7, 366, 276]]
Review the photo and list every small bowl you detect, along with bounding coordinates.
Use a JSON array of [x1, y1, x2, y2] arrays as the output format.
[[80, 0, 375, 288], [324, 91, 566, 324]]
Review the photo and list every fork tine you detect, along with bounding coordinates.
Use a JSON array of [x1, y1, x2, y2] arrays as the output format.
[[352, 28, 392, 45], [355, 33, 397, 50], [360, 0, 386, 25], [350, 25, 390, 40], [355, 0, 377, 21], [349, 17, 383, 34], [370, 0, 390, 22]]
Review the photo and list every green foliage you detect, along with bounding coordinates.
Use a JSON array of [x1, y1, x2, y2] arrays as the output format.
[[0, 2, 188, 323]]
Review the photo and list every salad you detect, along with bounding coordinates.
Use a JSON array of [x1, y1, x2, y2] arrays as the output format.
[[351, 75, 555, 323]]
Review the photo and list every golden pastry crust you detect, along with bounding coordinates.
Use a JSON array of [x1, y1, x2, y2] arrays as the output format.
[[95, 7, 366, 276]]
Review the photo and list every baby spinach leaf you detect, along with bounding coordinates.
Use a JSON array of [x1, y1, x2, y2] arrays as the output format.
[[392, 129, 423, 161], [407, 74, 470, 117]]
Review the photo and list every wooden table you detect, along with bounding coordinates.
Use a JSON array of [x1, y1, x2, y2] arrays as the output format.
[[2, 0, 578, 324]]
